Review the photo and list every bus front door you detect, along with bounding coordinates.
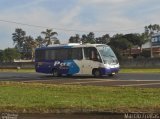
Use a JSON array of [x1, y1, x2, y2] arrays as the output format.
[[81, 60, 94, 75]]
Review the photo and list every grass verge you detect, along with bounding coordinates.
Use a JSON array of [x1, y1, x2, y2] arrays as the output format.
[[0, 69, 35, 72], [119, 68, 160, 73], [0, 82, 160, 113]]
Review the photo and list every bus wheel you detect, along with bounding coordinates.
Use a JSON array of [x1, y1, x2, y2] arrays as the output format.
[[93, 69, 101, 77], [52, 69, 60, 77]]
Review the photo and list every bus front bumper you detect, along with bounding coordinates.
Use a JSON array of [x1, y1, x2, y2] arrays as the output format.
[[100, 67, 120, 75]]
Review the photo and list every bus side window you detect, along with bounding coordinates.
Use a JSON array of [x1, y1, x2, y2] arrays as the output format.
[[84, 47, 95, 60], [84, 47, 102, 62], [71, 48, 82, 60], [95, 51, 102, 62], [91, 50, 97, 61], [91, 49, 100, 61], [84, 48, 90, 60], [55, 49, 69, 60]]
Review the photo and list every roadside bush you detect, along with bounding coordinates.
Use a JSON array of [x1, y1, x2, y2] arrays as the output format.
[[140, 50, 150, 58], [1, 48, 21, 62]]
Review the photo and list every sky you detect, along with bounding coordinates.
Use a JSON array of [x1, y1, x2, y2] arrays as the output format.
[[0, 0, 160, 49]]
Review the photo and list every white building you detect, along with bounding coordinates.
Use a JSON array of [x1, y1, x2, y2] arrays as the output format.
[[142, 32, 160, 58]]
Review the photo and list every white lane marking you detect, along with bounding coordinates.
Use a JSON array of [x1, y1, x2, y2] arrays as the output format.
[[117, 82, 160, 87]]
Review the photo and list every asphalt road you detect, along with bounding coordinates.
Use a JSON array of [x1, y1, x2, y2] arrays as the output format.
[[0, 72, 160, 88]]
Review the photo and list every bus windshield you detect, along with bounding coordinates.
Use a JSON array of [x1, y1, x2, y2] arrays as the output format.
[[97, 45, 118, 64]]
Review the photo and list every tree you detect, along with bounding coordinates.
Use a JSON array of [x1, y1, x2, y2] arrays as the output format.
[[87, 32, 96, 44], [109, 34, 132, 58], [110, 35, 132, 51], [69, 34, 80, 43], [96, 34, 110, 44], [123, 33, 140, 46], [69, 36, 75, 43], [3, 48, 21, 62], [145, 24, 160, 35], [12, 28, 26, 51], [138, 33, 149, 52], [123, 33, 149, 55], [0, 50, 3, 62], [80, 32, 96, 44], [81, 34, 87, 44], [41, 29, 58, 47], [24, 36, 37, 60], [35, 36, 45, 48]]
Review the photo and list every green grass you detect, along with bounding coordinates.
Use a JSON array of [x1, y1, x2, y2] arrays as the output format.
[[0, 82, 160, 113], [120, 68, 160, 73], [0, 69, 35, 72]]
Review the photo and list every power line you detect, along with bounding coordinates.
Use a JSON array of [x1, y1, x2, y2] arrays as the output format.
[[0, 19, 50, 29], [0, 19, 145, 33]]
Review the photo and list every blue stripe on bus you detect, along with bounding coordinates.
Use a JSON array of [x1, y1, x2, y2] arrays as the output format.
[[35, 60, 80, 75], [64, 60, 80, 74]]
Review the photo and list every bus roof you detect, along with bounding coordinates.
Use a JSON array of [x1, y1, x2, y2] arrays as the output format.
[[36, 44, 109, 50]]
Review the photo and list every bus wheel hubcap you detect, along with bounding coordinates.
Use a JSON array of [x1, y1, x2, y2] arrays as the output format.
[[94, 70, 100, 77]]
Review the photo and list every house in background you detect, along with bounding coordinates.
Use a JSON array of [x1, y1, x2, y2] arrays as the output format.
[[142, 32, 160, 58], [122, 32, 160, 58]]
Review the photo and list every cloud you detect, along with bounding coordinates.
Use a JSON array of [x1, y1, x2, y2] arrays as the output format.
[[80, 0, 125, 4], [60, 5, 82, 25], [1, 0, 47, 12], [79, 0, 135, 6], [0, 7, 58, 49], [0, 0, 160, 49]]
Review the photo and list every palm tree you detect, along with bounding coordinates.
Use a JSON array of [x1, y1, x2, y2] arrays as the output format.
[[35, 36, 45, 48], [12, 28, 26, 52], [41, 29, 58, 47], [24, 36, 37, 60]]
